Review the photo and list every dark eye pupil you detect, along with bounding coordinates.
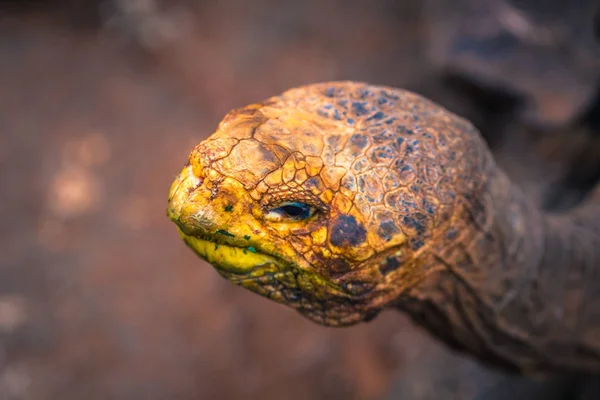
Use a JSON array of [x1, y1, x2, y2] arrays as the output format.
[[281, 204, 308, 218], [269, 202, 315, 221]]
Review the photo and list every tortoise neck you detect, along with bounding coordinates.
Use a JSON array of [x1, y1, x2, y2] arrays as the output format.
[[395, 169, 600, 375]]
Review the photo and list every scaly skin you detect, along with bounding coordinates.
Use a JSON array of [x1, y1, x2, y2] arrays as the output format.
[[167, 82, 600, 376]]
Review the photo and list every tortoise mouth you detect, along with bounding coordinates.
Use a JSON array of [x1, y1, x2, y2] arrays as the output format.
[[177, 229, 377, 327], [178, 229, 285, 276], [178, 229, 352, 296]]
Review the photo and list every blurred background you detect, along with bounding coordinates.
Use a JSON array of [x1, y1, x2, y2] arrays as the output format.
[[0, 1, 599, 399]]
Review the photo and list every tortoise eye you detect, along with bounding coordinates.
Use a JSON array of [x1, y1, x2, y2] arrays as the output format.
[[265, 202, 316, 222]]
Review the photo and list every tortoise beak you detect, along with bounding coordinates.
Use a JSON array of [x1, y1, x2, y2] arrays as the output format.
[[167, 164, 222, 237], [167, 165, 201, 224]]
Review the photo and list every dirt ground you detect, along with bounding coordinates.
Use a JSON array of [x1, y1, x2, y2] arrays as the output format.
[[0, 1, 598, 400]]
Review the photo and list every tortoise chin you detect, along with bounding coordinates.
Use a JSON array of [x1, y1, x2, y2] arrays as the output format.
[[295, 302, 381, 327], [179, 229, 379, 326]]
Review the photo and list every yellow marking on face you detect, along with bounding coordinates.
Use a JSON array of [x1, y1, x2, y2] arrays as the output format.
[[312, 226, 329, 246], [295, 169, 309, 184], [167, 165, 201, 221], [292, 155, 306, 170], [305, 156, 324, 176], [319, 189, 334, 204], [281, 157, 297, 184], [264, 169, 283, 187], [320, 166, 347, 190], [332, 193, 353, 214], [180, 229, 282, 275]]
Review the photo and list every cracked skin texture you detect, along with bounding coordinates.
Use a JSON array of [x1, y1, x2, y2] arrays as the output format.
[[167, 82, 600, 376]]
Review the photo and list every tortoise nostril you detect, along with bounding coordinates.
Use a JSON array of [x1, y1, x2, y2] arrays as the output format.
[[189, 176, 204, 193]]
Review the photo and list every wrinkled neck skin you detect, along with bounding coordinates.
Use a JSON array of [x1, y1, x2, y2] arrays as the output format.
[[394, 167, 600, 377]]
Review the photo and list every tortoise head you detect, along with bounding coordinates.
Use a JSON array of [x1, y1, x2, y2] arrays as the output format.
[[167, 82, 489, 326]]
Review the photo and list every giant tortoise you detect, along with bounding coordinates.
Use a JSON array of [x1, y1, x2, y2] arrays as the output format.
[[167, 82, 600, 399]]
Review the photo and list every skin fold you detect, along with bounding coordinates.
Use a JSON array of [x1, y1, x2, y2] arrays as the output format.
[[167, 82, 600, 376]]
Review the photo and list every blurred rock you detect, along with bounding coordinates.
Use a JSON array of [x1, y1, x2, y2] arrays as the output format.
[[426, 0, 600, 128]]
